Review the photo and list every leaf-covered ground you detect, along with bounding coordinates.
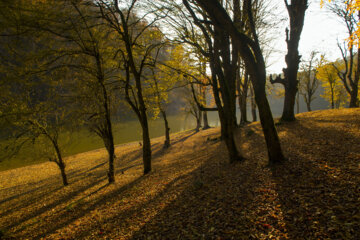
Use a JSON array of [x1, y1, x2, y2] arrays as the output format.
[[0, 109, 359, 239]]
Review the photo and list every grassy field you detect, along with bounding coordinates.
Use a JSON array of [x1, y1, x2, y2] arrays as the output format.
[[0, 109, 359, 239], [0, 114, 199, 171]]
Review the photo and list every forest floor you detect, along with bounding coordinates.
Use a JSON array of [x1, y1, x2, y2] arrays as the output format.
[[0, 109, 359, 240]]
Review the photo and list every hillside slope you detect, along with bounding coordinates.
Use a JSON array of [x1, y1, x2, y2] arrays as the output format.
[[0, 109, 359, 239]]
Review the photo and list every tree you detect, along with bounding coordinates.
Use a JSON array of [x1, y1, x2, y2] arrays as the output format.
[[97, 0, 168, 174], [150, 0, 243, 162], [22, 0, 120, 184], [299, 51, 319, 112], [270, 0, 308, 121], [237, 64, 250, 125], [326, 0, 360, 107], [67, 1, 119, 183], [322, 0, 360, 46], [147, 44, 187, 148], [193, 0, 285, 164], [316, 57, 347, 108], [0, 41, 73, 186], [187, 84, 203, 132], [0, 1, 76, 186]]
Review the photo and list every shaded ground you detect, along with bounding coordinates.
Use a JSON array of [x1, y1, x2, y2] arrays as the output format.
[[0, 109, 359, 239]]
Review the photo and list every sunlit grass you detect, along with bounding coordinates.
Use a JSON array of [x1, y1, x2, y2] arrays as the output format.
[[0, 114, 198, 171]]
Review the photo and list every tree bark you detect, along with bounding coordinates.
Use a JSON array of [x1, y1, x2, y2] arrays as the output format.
[[349, 89, 359, 107], [331, 87, 335, 109], [52, 140, 68, 186], [296, 90, 300, 114], [195, 111, 201, 132], [59, 163, 68, 186], [254, 87, 284, 164], [161, 110, 170, 148], [140, 116, 152, 174], [250, 83, 257, 122], [282, 83, 297, 121], [104, 102, 115, 184], [238, 73, 249, 125], [306, 102, 311, 112], [202, 111, 210, 129], [201, 86, 210, 129]]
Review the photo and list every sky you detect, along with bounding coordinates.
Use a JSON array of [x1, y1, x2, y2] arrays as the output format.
[[267, 0, 349, 74]]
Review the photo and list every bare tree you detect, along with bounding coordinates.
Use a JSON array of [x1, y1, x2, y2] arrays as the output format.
[[328, 0, 360, 107], [193, 0, 285, 164], [97, 0, 169, 174], [299, 51, 319, 112]]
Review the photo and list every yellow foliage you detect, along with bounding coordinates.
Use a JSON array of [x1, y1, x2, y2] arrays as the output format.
[[321, 0, 360, 47], [316, 60, 348, 108]]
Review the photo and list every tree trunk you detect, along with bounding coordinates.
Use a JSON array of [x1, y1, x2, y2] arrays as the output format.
[[105, 140, 115, 183], [239, 100, 247, 124], [281, 84, 297, 121], [59, 163, 68, 186], [141, 117, 152, 174], [306, 102, 312, 112], [223, 115, 243, 163], [352, 44, 360, 108], [161, 110, 170, 148], [52, 141, 68, 186], [250, 84, 257, 122], [203, 111, 210, 129], [296, 90, 300, 114], [254, 89, 284, 164], [349, 88, 359, 107], [195, 113, 201, 132], [251, 100, 257, 122], [201, 86, 210, 129], [331, 88, 335, 109], [105, 110, 115, 183], [239, 74, 249, 125], [280, 1, 307, 121]]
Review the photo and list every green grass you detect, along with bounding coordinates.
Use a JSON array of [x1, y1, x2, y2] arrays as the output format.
[[0, 114, 198, 171]]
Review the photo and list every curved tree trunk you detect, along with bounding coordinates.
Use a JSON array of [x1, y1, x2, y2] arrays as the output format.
[[254, 86, 284, 164], [51, 140, 68, 186]]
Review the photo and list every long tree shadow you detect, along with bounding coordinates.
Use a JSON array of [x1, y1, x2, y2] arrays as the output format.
[[170, 130, 199, 145], [269, 118, 360, 239], [129, 145, 268, 239], [32, 174, 148, 239], [30, 135, 224, 239], [71, 172, 193, 239], [1, 140, 164, 235], [4, 175, 108, 232]]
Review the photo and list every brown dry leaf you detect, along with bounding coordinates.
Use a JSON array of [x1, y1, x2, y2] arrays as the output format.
[[0, 109, 359, 239]]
